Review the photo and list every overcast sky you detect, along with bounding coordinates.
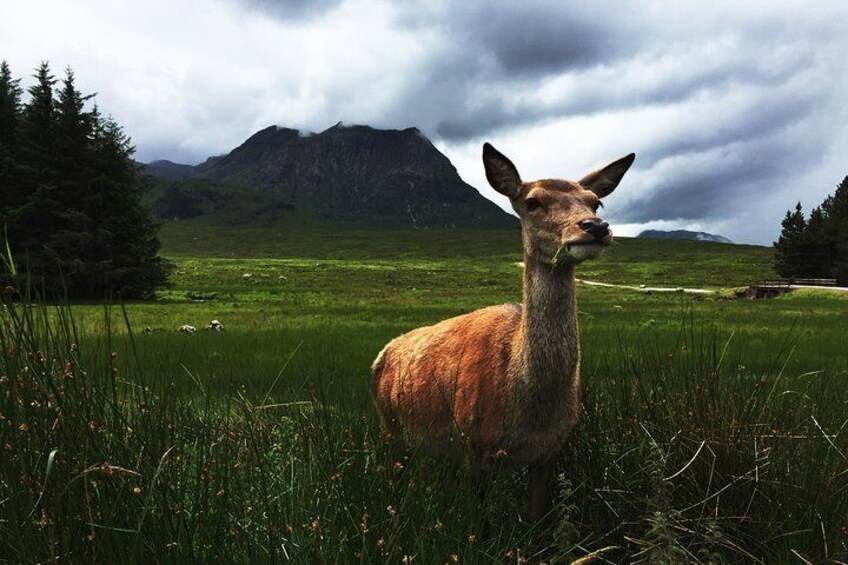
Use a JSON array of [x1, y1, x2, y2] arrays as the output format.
[[3, 0, 847, 244]]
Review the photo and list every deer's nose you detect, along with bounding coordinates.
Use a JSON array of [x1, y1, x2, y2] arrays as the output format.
[[579, 219, 610, 241]]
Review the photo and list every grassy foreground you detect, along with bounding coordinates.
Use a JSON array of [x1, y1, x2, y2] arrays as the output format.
[[1, 227, 846, 563]]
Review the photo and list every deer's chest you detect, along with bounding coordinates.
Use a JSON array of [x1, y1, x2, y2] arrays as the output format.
[[501, 362, 582, 465]]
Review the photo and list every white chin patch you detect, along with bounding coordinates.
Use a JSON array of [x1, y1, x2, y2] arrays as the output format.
[[566, 243, 606, 262]]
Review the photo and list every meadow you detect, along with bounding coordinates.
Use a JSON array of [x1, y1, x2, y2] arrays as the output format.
[[1, 225, 846, 563]]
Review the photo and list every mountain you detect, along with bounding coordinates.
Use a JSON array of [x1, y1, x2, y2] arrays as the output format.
[[638, 229, 733, 244], [144, 160, 196, 180], [140, 123, 518, 229]]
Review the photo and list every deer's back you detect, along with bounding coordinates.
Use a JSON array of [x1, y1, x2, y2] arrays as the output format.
[[372, 303, 523, 459]]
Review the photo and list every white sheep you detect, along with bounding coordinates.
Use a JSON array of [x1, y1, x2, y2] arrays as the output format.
[[179, 325, 197, 334], [207, 319, 224, 332]]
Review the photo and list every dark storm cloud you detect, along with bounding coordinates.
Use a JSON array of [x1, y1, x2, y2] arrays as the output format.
[[465, 10, 620, 76], [385, 2, 635, 141], [234, 0, 344, 20], [610, 89, 833, 230], [625, 153, 786, 224], [376, 0, 815, 160], [634, 85, 819, 170], [430, 59, 803, 144], [410, 27, 810, 144], [396, 2, 631, 74]]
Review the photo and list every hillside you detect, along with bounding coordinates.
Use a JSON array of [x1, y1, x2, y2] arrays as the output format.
[[144, 160, 196, 180], [140, 124, 518, 229], [639, 229, 733, 244]]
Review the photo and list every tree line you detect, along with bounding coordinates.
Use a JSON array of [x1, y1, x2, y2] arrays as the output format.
[[773, 176, 848, 285], [0, 61, 169, 298]]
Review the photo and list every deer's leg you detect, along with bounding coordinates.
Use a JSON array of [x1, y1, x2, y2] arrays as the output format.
[[529, 460, 553, 522]]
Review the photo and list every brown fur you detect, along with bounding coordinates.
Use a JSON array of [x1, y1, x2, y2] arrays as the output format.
[[371, 143, 635, 520]]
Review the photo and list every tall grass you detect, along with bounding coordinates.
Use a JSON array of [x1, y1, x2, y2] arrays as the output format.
[[571, 322, 848, 562], [1, 293, 846, 563]]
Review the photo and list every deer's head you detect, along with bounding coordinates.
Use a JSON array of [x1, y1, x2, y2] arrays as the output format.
[[483, 143, 634, 265]]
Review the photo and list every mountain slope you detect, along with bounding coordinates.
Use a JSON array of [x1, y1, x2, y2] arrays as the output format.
[[141, 124, 517, 229], [144, 160, 196, 180], [638, 229, 733, 244]]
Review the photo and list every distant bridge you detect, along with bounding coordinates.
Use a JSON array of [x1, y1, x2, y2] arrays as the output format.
[[749, 278, 841, 298]]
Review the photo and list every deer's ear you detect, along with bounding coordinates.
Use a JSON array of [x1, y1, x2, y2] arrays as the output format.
[[483, 143, 522, 200], [578, 153, 635, 198]]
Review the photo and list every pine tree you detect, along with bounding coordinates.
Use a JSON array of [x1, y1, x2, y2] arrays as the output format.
[[85, 114, 171, 297], [804, 206, 831, 278], [774, 202, 807, 279], [0, 61, 23, 247], [2, 62, 170, 298], [14, 62, 64, 288], [824, 176, 848, 285], [54, 67, 95, 183], [44, 68, 101, 296], [0, 61, 21, 143], [20, 62, 56, 174], [775, 178, 848, 285]]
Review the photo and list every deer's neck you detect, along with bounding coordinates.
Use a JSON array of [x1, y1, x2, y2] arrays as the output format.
[[517, 257, 580, 386]]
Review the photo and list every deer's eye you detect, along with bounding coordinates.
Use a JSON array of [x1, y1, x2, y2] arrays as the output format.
[[593, 201, 604, 212], [525, 198, 541, 212]]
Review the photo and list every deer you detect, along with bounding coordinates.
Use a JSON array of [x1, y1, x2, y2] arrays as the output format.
[[371, 142, 635, 522]]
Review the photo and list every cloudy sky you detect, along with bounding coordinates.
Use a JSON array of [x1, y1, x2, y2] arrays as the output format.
[[3, 0, 847, 244]]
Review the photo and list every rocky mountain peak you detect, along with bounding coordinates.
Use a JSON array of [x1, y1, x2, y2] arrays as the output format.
[[141, 124, 517, 229]]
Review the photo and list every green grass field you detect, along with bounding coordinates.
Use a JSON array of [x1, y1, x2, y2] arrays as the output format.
[[2, 225, 846, 563]]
